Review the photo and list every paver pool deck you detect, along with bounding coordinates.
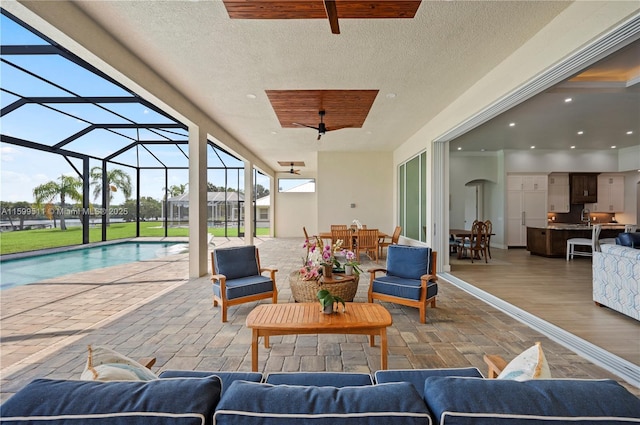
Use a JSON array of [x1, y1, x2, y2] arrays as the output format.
[[1, 237, 638, 401]]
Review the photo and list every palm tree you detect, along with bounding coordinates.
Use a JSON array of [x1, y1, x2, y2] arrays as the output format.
[[89, 167, 132, 224], [33, 175, 83, 231]]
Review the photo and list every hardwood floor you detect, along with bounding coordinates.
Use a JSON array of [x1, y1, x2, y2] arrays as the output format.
[[446, 248, 639, 365]]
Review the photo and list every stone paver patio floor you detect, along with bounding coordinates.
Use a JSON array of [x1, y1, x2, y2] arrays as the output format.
[[1, 237, 637, 401]]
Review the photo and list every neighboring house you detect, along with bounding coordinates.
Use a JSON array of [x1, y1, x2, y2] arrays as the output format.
[[167, 192, 244, 225]]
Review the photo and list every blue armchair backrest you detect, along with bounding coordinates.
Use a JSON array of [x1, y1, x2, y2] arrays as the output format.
[[386, 245, 432, 280], [213, 245, 260, 280]]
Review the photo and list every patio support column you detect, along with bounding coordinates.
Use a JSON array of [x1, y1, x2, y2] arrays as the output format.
[[244, 160, 254, 245], [432, 140, 450, 272], [189, 125, 208, 278]]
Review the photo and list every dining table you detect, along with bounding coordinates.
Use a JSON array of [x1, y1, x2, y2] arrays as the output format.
[[450, 228, 494, 260]]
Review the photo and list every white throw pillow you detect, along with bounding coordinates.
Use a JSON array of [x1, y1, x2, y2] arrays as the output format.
[[80, 345, 158, 381], [497, 342, 551, 381]]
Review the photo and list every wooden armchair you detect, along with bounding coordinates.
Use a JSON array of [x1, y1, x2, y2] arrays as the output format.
[[483, 354, 508, 378], [378, 226, 401, 258], [331, 228, 353, 252], [368, 245, 437, 323], [211, 245, 277, 322]]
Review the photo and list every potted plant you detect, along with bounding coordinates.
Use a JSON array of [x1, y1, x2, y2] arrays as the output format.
[[317, 289, 346, 314], [343, 250, 362, 276]]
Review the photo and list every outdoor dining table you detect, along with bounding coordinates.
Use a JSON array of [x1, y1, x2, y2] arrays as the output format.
[[318, 230, 389, 240]]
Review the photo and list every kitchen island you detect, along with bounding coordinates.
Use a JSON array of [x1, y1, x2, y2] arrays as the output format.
[[526, 224, 625, 257]]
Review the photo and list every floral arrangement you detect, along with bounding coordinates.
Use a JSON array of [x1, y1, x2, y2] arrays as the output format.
[[343, 250, 362, 275], [300, 237, 344, 280]]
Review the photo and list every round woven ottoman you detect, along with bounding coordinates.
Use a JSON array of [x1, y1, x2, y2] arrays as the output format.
[[289, 271, 359, 302]]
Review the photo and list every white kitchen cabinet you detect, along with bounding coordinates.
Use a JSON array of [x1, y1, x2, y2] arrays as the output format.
[[507, 174, 548, 246], [585, 174, 624, 212], [548, 173, 569, 213]]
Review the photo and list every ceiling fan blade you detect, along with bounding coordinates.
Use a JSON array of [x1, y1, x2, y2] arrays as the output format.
[[326, 125, 354, 132], [293, 123, 320, 130], [323, 0, 340, 34], [317, 133, 322, 141]]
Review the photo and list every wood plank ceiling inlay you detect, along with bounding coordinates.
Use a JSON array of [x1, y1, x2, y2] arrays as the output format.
[[266, 89, 379, 130], [222, 1, 422, 20]]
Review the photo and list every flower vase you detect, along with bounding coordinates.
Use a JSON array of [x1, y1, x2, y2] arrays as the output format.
[[322, 302, 334, 314], [323, 264, 332, 279], [344, 265, 353, 276]]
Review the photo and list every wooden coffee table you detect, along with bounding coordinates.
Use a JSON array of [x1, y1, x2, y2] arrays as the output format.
[[246, 303, 392, 371]]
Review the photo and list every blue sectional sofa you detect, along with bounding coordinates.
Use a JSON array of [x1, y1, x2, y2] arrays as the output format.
[[2, 369, 639, 424]]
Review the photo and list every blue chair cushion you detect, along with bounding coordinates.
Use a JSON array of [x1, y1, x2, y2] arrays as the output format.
[[213, 380, 432, 425], [212, 275, 273, 300], [386, 245, 432, 280], [158, 370, 262, 395], [265, 372, 373, 387], [0, 376, 221, 425], [423, 377, 640, 424], [374, 367, 483, 398], [616, 232, 640, 248], [213, 246, 260, 280], [372, 275, 437, 301]]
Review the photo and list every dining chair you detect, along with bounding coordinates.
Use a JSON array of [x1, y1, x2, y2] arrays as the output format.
[[461, 221, 489, 263], [484, 220, 493, 259], [356, 228, 379, 263], [331, 228, 353, 252], [331, 224, 348, 231], [595, 224, 616, 247], [211, 245, 278, 322], [566, 226, 599, 261], [624, 224, 637, 233], [379, 226, 401, 258]]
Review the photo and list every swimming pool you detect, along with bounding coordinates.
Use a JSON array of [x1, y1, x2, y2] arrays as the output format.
[[0, 241, 187, 290]]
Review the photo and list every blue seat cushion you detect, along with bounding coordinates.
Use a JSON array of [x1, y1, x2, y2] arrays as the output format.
[[213, 246, 260, 280], [0, 376, 221, 425], [212, 275, 273, 300], [386, 245, 432, 280], [265, 372, 373, 387], [158, 370, 262, 395], [423, 377, 640, 424], [372, 276, 437, 301], [214, 380, 432, 425], [374, 368, 483, 398], [616, 232, 640, 248]]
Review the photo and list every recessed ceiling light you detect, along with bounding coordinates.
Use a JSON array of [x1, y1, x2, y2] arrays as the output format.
[[457, 147, 462, 151], [480, 149, 486, 152], [386, 93, 396, 99], [611, 145, 617, 149], [626, 131, 634, 135], [564, 97, 572, 103], [570, 145, 576, 149], [577, 131, 584, 135], [270, 131, 278, 135], [509, 123, 515, 127], [246, 94, 257, 99], [530, 146, 535, 149]]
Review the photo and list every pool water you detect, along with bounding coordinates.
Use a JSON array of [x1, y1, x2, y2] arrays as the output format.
[[0, 242, 187, 290]]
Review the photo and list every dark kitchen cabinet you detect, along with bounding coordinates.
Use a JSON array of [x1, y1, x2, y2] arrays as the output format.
[[570, 173, 598, 204]]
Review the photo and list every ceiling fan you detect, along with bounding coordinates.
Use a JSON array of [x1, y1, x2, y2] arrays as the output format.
[[293, 110, 350, 140], [287, 163, 301, 175]]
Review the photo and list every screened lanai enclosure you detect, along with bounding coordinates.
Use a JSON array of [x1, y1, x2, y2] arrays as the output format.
[[0, 10, 270, 252]]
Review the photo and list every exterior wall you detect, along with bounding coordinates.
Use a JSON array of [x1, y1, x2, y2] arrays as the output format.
[[274, 175, 318, 238], [317, 152, 394, 234]]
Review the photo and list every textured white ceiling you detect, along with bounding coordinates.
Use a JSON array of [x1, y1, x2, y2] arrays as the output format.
[[69, 1, 637, 171]]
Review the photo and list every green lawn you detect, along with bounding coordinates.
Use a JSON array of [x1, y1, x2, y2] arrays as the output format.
[[0, 222, 269, 255]]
